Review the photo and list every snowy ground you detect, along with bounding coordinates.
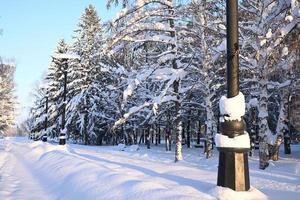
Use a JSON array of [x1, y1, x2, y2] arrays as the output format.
[[0, 137, 299, 200]]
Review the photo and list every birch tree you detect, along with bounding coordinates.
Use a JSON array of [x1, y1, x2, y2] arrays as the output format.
[[0, 60, 16, 134], [181, 0, 226, 158], [239, 0, 300, 169]]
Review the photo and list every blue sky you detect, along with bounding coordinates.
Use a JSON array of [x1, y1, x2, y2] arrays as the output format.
[[0, 0, 119, 122]]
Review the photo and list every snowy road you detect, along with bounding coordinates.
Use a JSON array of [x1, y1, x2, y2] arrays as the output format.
[[0, 137, 300, 200], [0, 137, 215, 200], [0, 139, 51, 200]]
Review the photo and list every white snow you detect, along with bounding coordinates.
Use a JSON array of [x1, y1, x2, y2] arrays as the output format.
[[258, 110, 268, 119], [1, 137, 300, 200], [266, 29, 272, 39], [280, 21, 299, 38], [123, 81, 135, 102], [266, 130, 278, 145], [117, 144, 140, 152], [282, 47, 289, 56], [52, 53, 80, 59], [215, 133, 250, 148], [58, 135, 66, 139], [219, 92, 245, 121], [214, 39, 226, 52], [152, 68, 186, 81], [209, 186, 267, 200], [117, 143, 126, 151], [260, 39, 267, 47], [248, 98, 259, 108], [153, 102, 159, 115], [285, 15, 294, 22], [116, 144, 140, 152], [136, 0, 145, 7], [218, 24, 226, 30]]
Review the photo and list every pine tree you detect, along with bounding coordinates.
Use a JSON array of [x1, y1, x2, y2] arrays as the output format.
[[45, 39, 71, 143], [67, 5, 108, 145]]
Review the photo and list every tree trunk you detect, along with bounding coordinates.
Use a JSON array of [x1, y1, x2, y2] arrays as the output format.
[[270, 135, 283, 161], [138, 129, 145, 144], [285, 92, 292, 154], [138, 131, 143, 144], [175, 113, 183, 162], [259, 136, 269, 170], [166, 0, 182, 162], [155, 126, 159, 146], [284, 134, 291, 154], [158, 127, 161, 144], [83, 112, 89, 145], [151, 125, 154, 144], [270, 92, 286, 160], [205, 97, 214, 158], [97, 134, 103, 145], [197, 121, 201, 145], [258, 83, 270, 169], [128, 129, 134, 145], [165, 126, 172, 151], [42, 96, 49, 142], [187, 119, 191, 148], [146, 126, 151, 149], [182, 122, 186, 145], [134, 127, 138, 144]]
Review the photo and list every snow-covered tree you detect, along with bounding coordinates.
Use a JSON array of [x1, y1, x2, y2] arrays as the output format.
[[67, 5, 122, 145], [66, 5, 104, 144], [179, 0, 226, 158], [0, 60, 16, 134], [28, 82, 48, 136], [106, 0, 189, 161], [44, 39, 71, 140], [239, 0, 300, 169], [26, 0, 300, 165]]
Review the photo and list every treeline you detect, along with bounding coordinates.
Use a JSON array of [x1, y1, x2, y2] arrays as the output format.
[[28, 1, 300, 163]]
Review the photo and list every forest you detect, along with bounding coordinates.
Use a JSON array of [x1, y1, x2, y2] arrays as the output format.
[[22, 0, 300, 169]]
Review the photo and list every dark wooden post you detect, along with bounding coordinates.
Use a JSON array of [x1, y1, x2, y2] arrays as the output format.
[[217, 0, 250, 191], [59, 67, 67, 145], [146, 126, 151, 149], [158, 126, 161, 144], [42, 96, 48, 142]]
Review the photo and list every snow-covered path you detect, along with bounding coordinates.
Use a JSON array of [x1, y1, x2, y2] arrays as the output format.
[[0, 139, 51, 200], [1, 137, 300, 200], [0, 137, 216, 200]]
